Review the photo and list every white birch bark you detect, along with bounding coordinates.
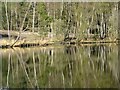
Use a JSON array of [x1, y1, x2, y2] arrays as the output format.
[[32, 2, 36, 33], [4, 1, 10, 40], [11, 2, 32, 47]]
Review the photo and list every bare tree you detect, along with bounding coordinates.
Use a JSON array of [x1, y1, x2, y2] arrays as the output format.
[[32, 2, 36, 33], [4, 1, 10, 40], [11, 2, 32, 47]]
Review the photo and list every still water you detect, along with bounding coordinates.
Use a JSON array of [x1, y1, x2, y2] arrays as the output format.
[[1, 44, 120, 88]]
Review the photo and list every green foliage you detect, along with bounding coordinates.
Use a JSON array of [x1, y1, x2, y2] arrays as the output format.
[[1, 2, 118, 40], [35, 3, 53, 34]]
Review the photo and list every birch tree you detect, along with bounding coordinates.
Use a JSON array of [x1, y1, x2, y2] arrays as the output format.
[[11, 2, 32, 47], [32, 2, 36, 33], [4, 1, 10, 40]]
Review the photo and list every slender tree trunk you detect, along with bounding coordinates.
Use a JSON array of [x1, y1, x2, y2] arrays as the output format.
[[47, 2, 50, 16], [10, 3, 13, 31], [38, 14, 40, 33], [11, 2, 32, 47], [53, 3, 55, 36], [100, 12, 104, 39], [0, 3, 2, 30], [61, 1, 63, 19], [15, 4, 18, 31], [32, 2, 36, 33], [4, 1, 10, 40]]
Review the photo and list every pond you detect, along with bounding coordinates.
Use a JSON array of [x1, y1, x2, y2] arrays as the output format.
[[1, 44, 120, 88]]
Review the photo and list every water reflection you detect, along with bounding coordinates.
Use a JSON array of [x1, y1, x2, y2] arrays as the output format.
[[1, 44, 120, 88]]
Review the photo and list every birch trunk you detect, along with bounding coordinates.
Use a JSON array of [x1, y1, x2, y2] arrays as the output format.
[[100, 12, 104, 39], [38, 14, 40, 33], [32, 2, 36, 33], [15, 4, 18, 31], [11, 2, 32, 47], [61, 1, 63, 19], [4, 1, 10, 40], [10, 3, 12, 31]]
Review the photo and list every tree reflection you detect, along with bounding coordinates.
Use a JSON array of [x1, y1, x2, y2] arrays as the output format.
[[1, 44, 119, 88]]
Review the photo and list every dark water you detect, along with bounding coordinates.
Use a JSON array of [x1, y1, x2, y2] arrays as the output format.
[[1, 44, 120, 88]]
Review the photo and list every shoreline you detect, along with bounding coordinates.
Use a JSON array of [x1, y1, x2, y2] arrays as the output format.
[[0, 30, 119, 48], [0, 39, 119, 49]]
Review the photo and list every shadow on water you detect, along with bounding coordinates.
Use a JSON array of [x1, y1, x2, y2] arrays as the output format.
[[1, 44, 120, 88]]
